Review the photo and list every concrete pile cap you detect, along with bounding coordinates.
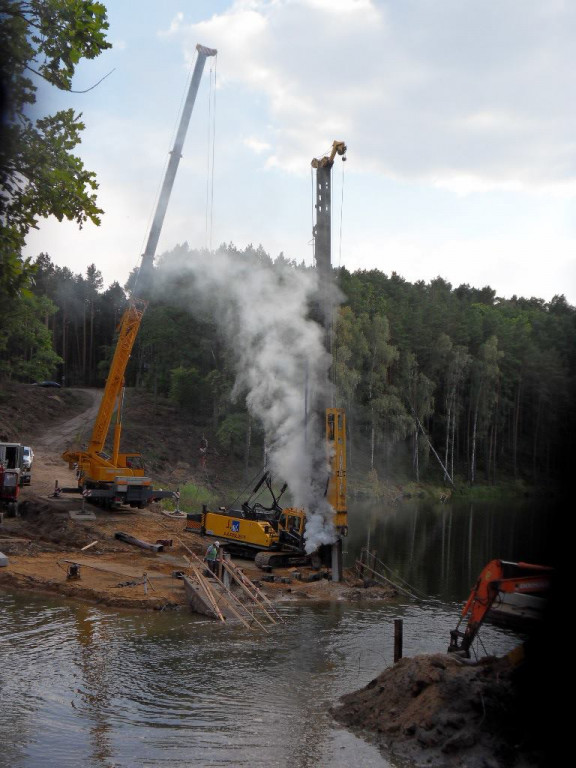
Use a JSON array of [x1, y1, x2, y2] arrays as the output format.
[[69, 510, 97, 520]]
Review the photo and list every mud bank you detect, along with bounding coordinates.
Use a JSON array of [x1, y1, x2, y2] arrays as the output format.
[[331, 643, 558, 768]]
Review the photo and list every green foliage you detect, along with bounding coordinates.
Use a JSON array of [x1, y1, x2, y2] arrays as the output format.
[[1, 109, 103, 252], [216, 413, 249, 457], [3, 237, 572, 493], [134, 303, 217, 398], [337, 266, 575, 487], [0, 0, 110, 295], [169, 366, 204, 414], [25, 255, 122, 386], [161, 481, 216, 512], [0, 292, 62, 379]]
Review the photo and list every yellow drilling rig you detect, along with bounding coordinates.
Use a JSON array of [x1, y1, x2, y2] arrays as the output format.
[[186, 407, 347, 567], [186, 141, 349, 576]]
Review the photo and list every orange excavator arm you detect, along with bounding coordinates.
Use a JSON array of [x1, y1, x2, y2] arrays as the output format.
[[448, 559, 553, 656]]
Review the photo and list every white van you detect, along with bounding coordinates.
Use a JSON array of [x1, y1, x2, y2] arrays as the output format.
[[22, 446, 34, 469]]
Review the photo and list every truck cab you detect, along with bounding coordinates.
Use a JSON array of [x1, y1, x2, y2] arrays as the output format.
[[22, 446, 34, 469]]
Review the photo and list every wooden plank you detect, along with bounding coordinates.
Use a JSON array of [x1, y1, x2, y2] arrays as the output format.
[[159, 525, 271, 631], [221, 560, 277, 624], [61, 558, 170, 579], [188, 565, 226, 622], [231, 562, 284, 621], [182, 574, 223, 620], [354, 559, 418, 600]]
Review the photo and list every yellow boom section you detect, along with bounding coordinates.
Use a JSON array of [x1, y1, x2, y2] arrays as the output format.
[[326, 408, 347, 533], [87, 299, 146, 454], [62, 299, 146, 474]]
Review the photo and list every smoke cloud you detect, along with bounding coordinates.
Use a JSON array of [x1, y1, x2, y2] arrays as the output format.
[[155, 245, 339, 552]]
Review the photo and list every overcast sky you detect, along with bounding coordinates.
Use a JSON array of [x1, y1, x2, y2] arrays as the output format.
[[24, 0, 576, 304]]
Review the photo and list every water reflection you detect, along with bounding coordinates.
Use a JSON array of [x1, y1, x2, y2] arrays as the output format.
[[73, 606, 115, 767], [1, 497, 554, 768], [345, 497, 557, 602], [1, 593, 398, 768]]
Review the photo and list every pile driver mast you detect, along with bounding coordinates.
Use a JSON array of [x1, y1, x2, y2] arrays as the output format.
[[311, 140, 348, 580], [312, 140, 347, 336]]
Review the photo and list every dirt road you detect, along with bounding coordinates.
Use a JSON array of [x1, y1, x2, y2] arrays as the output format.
[[34, 387, 101, 449], [22, 388, 101, 498]]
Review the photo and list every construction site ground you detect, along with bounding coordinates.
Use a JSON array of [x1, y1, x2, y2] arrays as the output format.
[[0, 384, 557, 768], [0, 497, 388, 609], [0, 384, 394, 610]]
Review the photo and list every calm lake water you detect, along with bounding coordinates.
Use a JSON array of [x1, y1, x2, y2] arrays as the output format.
[[0, 498, 557, 768]]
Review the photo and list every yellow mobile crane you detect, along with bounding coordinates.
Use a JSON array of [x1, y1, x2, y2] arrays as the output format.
[[61, 44, 217, 509], [61, 299, 170, 508]]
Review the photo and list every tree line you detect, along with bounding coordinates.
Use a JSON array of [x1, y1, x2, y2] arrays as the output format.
[[1, 244, 574, 491]]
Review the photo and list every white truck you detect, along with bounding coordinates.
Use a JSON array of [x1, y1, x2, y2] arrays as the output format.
[[0, 442, 31, 487]]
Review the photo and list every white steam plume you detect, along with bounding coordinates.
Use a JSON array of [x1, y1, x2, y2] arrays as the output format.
[[156, 246, 338, 553]]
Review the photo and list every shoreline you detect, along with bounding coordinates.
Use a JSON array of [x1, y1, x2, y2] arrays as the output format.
[[0, 494, 397, 615]]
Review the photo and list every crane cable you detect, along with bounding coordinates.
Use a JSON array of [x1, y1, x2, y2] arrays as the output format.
[[330, 158, 346, 392], [310, 165, 315, 264], [205, 55, 218, 252], [338, 156, 345, 270]]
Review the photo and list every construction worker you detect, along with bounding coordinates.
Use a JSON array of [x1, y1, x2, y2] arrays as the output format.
[[204, 540, 219, 575], [199, 436, 208, 469]]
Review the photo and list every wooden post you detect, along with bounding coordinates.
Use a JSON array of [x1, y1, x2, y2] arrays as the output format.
[[223, 553, 231, 589], [217, 546, 224, 581], [358, 548, 365, 578], [394, 619, 403, 663]]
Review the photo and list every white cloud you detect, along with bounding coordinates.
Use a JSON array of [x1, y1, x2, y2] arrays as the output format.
[[244, 136, 271, 154], [305, 0, 376, 13], [159, 12, 185, 37], [163, 0, 576, 193]]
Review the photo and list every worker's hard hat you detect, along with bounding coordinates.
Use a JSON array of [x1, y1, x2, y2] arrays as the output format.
[[214, 541, 220, 547]]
